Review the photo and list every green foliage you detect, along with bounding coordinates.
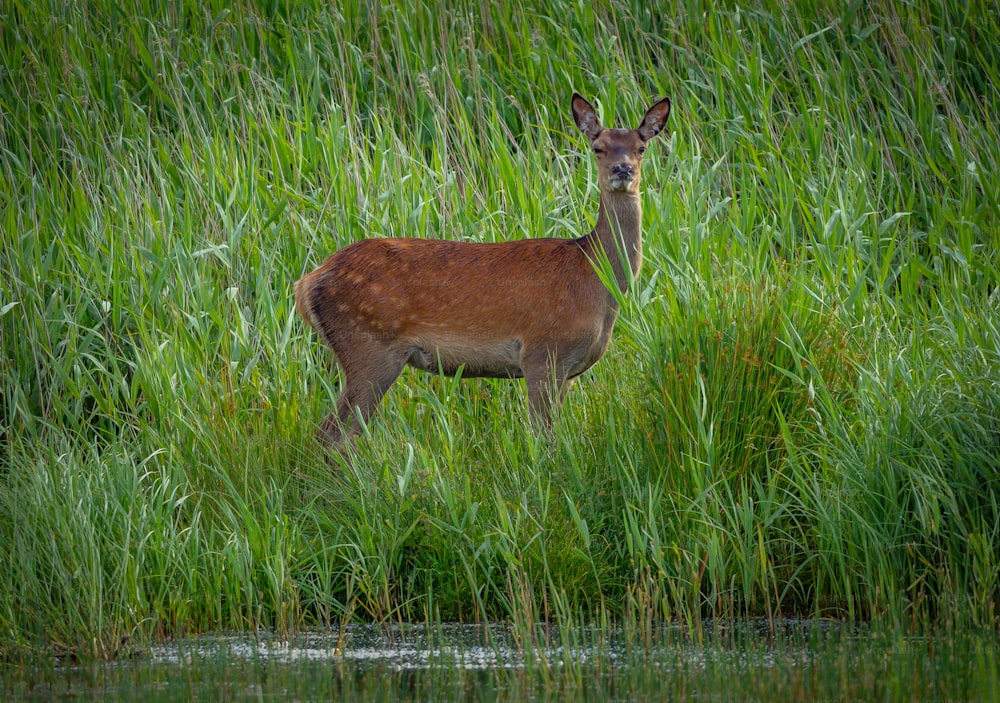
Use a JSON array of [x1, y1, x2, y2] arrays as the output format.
[[1, 0, 998, 656]]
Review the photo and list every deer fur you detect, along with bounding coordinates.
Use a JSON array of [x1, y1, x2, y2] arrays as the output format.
[[295, 93, 671, 446]]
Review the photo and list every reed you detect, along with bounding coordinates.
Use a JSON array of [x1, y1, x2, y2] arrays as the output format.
[[1, 0, 998, 656]]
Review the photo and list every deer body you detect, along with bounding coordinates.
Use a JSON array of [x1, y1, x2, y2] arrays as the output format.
[[295, 94, 670, 446]]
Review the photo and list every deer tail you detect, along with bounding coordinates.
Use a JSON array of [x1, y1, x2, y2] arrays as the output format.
[[294, 275, 315, 330]]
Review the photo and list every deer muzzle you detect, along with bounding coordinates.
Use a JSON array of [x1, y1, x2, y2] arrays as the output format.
[[609, 163, 635, 190]]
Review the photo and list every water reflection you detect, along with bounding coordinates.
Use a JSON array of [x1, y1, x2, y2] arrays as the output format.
[[3, 620, 997, 702]]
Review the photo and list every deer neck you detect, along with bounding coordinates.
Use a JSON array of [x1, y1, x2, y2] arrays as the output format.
[[587, 191, 643, 293]]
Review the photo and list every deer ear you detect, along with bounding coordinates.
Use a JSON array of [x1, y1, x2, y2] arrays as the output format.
[[637, 97, 671, 141], [572, 93, 603, 140]]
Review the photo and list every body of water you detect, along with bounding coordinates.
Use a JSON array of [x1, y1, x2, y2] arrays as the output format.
[[3, 620, 997, 701]]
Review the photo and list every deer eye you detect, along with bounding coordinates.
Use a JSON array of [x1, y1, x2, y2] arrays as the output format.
[[593, 147, 605, 155], [637, 146, 647, 155]]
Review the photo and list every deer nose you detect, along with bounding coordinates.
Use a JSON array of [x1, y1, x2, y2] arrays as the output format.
[[611, 163, 634, 179]]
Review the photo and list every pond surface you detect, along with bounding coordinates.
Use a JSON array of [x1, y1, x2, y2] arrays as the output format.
[[3, 620, 997, 701]]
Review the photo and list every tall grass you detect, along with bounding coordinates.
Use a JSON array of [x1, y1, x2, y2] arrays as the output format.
[[1, 0, 998, 656]]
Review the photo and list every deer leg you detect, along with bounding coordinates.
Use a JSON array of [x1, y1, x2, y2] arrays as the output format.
[[525, 373, 554, 427], [522, 350, 570, 429], [319, 348, 407, 447]]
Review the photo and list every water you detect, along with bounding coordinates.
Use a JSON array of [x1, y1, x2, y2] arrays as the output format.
[[3, 620, 997, 701]]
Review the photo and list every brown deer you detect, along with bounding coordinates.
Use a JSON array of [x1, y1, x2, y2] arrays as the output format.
[[295, 93, 671, 447]]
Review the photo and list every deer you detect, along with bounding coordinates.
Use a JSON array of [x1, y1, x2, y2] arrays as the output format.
[[295, 93, 671, 448]]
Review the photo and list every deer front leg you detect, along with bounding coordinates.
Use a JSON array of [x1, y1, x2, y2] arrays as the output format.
[[522, 349, 570, 429]]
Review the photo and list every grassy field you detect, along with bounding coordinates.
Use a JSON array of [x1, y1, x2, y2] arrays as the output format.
[[1, 0, 998, 657]]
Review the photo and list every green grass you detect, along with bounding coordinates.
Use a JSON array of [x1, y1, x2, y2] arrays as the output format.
[[2, 0, 999, 657]]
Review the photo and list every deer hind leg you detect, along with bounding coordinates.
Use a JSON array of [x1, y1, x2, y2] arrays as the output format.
[[319, 347, 407, 447]]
